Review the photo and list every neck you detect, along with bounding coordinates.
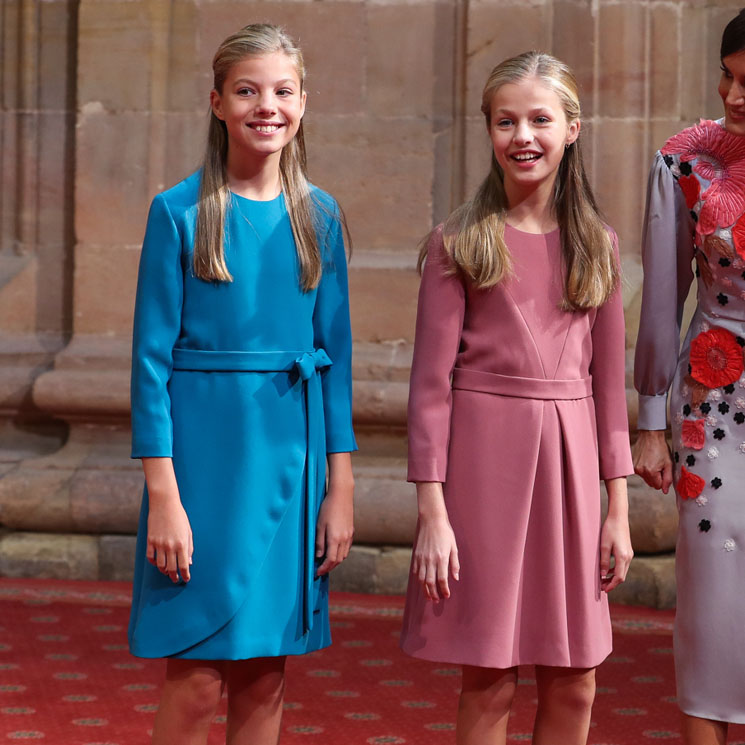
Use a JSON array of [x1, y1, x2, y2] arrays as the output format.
[[225, 148, 282, 201], [504, 176, 558, 233]]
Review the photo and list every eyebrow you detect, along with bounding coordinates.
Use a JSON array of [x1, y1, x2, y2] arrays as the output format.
[[233, 78, 297, 86], [494, 107, 553, 116]]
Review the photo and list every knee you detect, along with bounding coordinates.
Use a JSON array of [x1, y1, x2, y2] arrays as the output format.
[[229, 659, 286, 709], [170, 673, 223, 724], [542, 671, 596, 716], [460, 667, 517, 716]]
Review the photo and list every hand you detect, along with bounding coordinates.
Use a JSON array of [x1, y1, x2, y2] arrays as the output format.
[[146, 497, 193, 584], [141, 457, 193, 584], [632, 429, 673, 494], [599, 478, 633, 593], [412, 514, 460, 602], [412, 482, 459, 602], [316, 452, 354, 576]]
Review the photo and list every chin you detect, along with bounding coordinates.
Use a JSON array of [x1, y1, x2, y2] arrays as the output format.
[[724, 114, 745, 136]]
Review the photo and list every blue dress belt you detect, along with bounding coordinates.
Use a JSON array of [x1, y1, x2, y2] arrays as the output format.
[[171, 347, 333, 634]]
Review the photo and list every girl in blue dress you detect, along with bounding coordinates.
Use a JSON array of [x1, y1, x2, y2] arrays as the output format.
[[128, 24, 357, 744]]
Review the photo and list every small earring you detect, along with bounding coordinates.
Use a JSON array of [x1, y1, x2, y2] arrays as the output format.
[[565, 143, 570, 149]]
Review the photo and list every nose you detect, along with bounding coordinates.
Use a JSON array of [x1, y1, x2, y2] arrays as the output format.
[[727, 79, 745, 106], [255, 91, 277, 114], [513, 119, 533, 145]]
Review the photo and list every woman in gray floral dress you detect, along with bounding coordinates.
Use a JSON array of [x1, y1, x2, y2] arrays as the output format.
[[634, 9, 745, 744]]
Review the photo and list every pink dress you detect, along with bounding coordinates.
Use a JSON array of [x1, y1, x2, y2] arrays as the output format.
[[400, 224, 633, 669]]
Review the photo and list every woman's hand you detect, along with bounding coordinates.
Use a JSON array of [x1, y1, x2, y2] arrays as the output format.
[[142, 457, 193, 584], [316, 452, 354, 576], [411, 482, 460, 602], [600, 477, 633, 593], [632, 429, 673, 493]]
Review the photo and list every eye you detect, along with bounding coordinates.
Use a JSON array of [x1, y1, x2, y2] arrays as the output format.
[[236, 87, 254, 96], [276, 88, 294, 97], [535, 115, 552, 124], [721, 64, 733, 79], [496, 118, 513, 127]]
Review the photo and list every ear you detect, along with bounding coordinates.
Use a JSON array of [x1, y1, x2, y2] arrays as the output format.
[[299, 89, 307, 119], [210, 89, 224, 121], [566, 118, 580, 146]]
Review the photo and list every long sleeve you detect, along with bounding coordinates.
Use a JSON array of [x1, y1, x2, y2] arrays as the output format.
[[130, 194, 184, 458], [590, 230, 634, 480], [406, 227, 466, 482], [313, 204, 357, 454], [633, 152, 696, 430]]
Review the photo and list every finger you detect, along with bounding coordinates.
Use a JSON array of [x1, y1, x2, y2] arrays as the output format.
[[425, 564, 439, 602], [437, 561, 450, 599], [146, 542, 156, 566], [316, 555, 335, 576], [178, 545, 190, 583], [167, 548, 181, 583], [602, 573, 623, 592], [451, 548, 460, 582], [315, 524, 326, 560], [156, 545, 168, 573], [189, 532, 194, 564], [661, 460, 673, 495], [599, 542, 611, 578], [614, 552, 633, 582]]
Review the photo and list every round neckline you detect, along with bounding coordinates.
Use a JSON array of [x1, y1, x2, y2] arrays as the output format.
[[504, 222, 560, 237], [230, 190, 284, 204]]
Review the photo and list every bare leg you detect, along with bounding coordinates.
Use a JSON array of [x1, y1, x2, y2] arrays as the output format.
[[533, 666, 595, 745], [681, 713, 728, 745], [225, 656, 287, 745], [456, 665, 518, 745], [152, 659, 226, 745]]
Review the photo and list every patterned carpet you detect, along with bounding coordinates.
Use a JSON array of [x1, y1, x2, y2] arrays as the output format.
[[1, 578, 744, 744]]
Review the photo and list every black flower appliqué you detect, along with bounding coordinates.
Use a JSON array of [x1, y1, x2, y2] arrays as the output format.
[[724, 383, 736, 393], [719, 257, 731, 267], [699, 519, 712, 533], [683, 404, 692, 416], [700, 402, 712, 415], [686, 454, 696, 467], [674, 451, 680, 463], [735, 412, 745, 424], [711, 477, 723, 489], [713, 428, 726, 440], [719, 402, 730, 414], [717, 293, 729, 306]]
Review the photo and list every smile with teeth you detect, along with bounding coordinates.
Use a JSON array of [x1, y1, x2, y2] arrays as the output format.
[[512, 152, 541, 161], [250, 123, 282, 133]]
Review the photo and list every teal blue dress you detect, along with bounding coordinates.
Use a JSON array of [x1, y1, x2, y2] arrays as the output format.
[[127, 171, 357, 660]]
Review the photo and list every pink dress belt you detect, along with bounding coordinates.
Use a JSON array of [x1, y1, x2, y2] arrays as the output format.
[[452, 368, 592, 401]]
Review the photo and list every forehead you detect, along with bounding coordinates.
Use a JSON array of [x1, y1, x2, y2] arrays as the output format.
[[226, 51, 301, 83], [723, 49, 745, 75], [490, 76, 563, 112]]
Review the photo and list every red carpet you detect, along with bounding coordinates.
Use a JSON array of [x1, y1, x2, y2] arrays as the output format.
[[1, 578, 744, 744]]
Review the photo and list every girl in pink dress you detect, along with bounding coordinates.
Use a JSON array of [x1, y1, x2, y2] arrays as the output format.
[[400, 52, 634, 745]]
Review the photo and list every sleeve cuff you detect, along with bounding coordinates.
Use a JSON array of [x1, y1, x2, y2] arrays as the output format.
[[637, 394, 668, 430]]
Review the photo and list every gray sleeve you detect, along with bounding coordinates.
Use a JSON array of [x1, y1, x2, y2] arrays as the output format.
[[633, 151, 696, 430]]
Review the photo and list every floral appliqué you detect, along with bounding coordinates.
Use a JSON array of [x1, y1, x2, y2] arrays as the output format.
[[676, 466, 706, 499], [662, 119, 745, 236], [689, 327, 744, 389], [681, 419, 706, 450]]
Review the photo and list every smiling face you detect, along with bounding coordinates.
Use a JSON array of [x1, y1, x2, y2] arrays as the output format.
[[719, 50, 745, 136], [488, 75, 579, 201], [210, 51, 306, 166]]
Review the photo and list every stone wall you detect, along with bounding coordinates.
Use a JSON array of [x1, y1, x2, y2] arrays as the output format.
[[0, 0, 739, 605]]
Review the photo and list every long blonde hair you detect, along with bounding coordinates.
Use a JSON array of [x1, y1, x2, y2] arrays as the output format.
[[194, 24, 325, 290], [424, 51, 617, 310]]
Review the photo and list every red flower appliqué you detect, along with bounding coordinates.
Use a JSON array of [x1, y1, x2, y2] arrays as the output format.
[[678, 174, 700, 210], [689, 327, 744, 388], [677, 466, 706, 500], [732, 212, 745, 261], [681, 419, 706, 450], [662, 119, 745, 235]]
